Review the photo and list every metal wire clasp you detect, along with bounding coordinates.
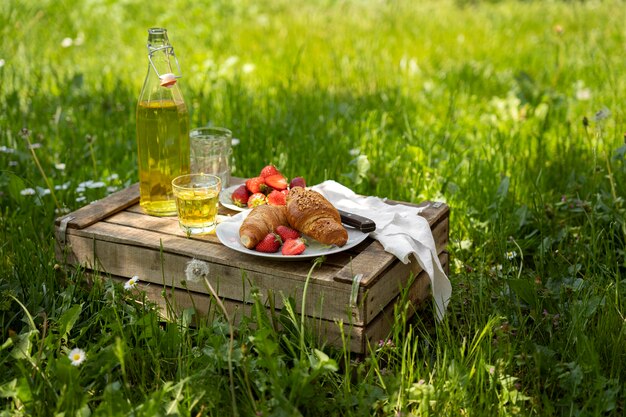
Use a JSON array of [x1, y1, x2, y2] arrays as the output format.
[[148, 45, 183, 83]]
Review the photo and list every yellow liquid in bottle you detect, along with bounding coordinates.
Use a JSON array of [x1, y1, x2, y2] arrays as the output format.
[[136, 99, 190, 216]]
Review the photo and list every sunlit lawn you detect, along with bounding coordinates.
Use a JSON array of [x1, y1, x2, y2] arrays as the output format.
[[1, 0, 625, 416]]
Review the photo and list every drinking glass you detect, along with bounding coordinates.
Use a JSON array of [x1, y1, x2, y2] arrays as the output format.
[[189, 127, 232, 188], [172, 174, 221, 236]]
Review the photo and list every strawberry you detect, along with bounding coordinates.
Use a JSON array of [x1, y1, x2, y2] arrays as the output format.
[[260, 164, 281, 178], [265, 174, 288, 191], [289, 176, 306, 189], [245, 176, 267, 194], [282, 238, 306, 256], [267, 189, 287, 206], [230, 185, 250, 207], [247, 192, 267, 208], [255, 233, 281, 253], [276, 225, 300, 242]]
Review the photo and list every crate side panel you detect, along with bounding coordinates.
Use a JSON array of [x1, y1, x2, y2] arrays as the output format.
[[63, 233, 368, 325], [363, 251, 448, 324], [67, 221, 344, 286], [108, 275, 366, 353]]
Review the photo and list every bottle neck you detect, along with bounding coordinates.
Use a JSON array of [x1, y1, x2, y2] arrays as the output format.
[[139, 28, 185, 102], [147, 29, 173, 76]]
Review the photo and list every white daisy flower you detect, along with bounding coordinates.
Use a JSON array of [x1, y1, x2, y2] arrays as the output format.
[[87, 181, 106, 189], [55, 182, 70, 191], [20, 188, 36, 196], [61, 37, 73, 48], [124, 275, 139, 290], [505, 251, 518, 260], [55, 163, 66, 170], [68, 348, 86, 366], [0, 145, 15, 153]]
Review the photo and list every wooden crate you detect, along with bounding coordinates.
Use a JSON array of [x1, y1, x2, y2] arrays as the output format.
[[54, 179, 449, 353]]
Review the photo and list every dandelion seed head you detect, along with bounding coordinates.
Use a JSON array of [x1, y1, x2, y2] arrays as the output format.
[[28, 143, 42, 150], [185, 259, 210, 283], [68, 348, 86, 366], [593, 107, 611, 122]]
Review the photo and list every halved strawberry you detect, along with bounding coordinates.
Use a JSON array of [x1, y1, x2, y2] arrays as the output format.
[[231, 185, 250, 207], [245, 176, 267, 194], [276, 225, 300, 242], [247, 192, 267, 208], [265, 174, 288, 191], [282, 238, 306, 256], [255, 233, 281, 253], [289, 176, 306, 189], [260, 164, 281, 178], [267, 189, 287, 206]]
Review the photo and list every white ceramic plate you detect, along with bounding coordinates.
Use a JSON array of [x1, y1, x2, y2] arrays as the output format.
[[219, 184, 250, 212], [215, 217, 369, 260]]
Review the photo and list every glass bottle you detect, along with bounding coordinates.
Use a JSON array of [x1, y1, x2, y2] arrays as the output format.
[[136, 27, 190, 216]]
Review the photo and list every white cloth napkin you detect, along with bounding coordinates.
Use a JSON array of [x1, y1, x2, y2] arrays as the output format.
[[312, 180, 452, 321]]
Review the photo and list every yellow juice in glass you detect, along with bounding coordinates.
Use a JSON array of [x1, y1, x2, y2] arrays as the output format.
[[172, 174, 221, 235]]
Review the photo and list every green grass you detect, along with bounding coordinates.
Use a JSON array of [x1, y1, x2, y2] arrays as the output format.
[[1, 0, 626, 415]]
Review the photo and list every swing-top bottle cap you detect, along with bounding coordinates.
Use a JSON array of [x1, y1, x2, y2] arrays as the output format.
[[146, 27, 182, 87]]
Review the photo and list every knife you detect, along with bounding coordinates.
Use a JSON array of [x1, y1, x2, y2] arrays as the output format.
[[338, 210, 376, 233]]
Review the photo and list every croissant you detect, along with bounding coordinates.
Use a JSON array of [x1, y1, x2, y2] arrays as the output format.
[[286, 187, 348, 247], [239, 204, 289, 248]]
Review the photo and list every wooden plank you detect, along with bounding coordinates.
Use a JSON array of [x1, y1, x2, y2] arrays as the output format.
[[103, 255, 441, 354], [65, 221, 346, 286], [333, 241, 395, 286], [362, 251, 448, 324], [358, 255, 446, 353], [115, 275, 364, 352], [54, 183, 140, 230], [62, 231, 375, 324], [397, 200, 450, 228]]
